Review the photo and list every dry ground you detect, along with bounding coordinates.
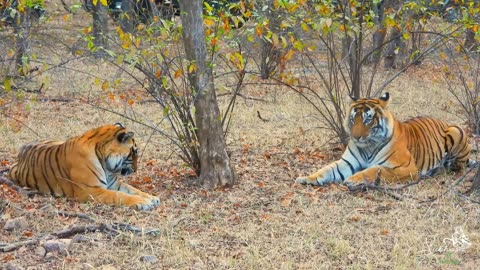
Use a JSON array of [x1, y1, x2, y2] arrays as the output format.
[[1, 2, 480, 270]]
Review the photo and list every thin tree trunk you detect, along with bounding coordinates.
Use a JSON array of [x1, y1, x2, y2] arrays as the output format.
[[179, 0, 235, 189], [92, 0, 109, 57], [384, 27, 404, 69], [465, 29, 477, 51], [367, 1, 386, 65], [258, 0, 282, 79], [119, 0, 135, 33], [14, 9, 32, 74], [471, 167, 480, 193]]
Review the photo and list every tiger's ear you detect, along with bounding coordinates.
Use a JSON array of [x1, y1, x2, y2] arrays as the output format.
[[117, 131, 134, 143], [114, 123, 125, 128], [378, 92, 390, 107]]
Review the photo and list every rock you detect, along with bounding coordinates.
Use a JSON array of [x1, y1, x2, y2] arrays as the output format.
[[34, 246, 46, 257], [72, 234, 90, 243], [76, 263, 94, 270], [139, 255, 158, 264], [42, 239, 71, 254], [5, 263, 23, 270], [3, 217, 28, 231], [99, 265, 119, 270], [44, 252, 56, 260]]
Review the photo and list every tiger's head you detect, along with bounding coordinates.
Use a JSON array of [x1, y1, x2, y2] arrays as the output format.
[[346, 92, 394, 147], [93, 123, 139, 176]]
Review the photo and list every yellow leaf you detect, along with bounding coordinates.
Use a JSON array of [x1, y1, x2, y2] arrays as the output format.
[[188, 63, 197, 73], [402, 32, 410, 40], [4, 77, 12, 93], [325, 18, 332, 28], [204, 18, 215, 27], [101, 80, 109, 91], [174, 69, 183, 78], [100, 0, 107, 6]]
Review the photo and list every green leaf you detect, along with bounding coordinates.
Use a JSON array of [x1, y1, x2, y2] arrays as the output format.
[[4, 77, 12, 93]]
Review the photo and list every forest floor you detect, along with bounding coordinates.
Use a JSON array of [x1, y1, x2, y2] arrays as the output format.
[[1, 2, 480, 270]]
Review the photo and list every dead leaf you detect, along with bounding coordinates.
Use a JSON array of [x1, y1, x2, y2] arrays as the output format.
[[350, 215, 360, 222], [280, 192, 295, 206], [380, 229, 390, 235]]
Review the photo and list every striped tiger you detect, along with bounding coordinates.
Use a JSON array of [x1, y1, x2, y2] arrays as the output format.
[[295, 92, 471, 187], [8, 123, 160, 210]]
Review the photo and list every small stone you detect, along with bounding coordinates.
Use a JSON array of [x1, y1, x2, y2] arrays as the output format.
[[72, 234, 90, 243], [43, 239, 71, 253], [139, 255, 158, 264], [45, 252, 55, 260], [5, 263, 23, 270], [3, 217, 28, 231], [34, 246, 47, 257], [99, 265, 118, 270], [80, 263, 94, 270]]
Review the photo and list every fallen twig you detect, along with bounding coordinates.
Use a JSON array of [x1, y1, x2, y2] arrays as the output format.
[[419, 168, 474, 204], [348, 182, 406, 201], [0, 174, 39, 197], [0, 239, 39, 252], [52, 224, 106, 238], [53, 210, 95, 222], [257, 111, 270, 122]]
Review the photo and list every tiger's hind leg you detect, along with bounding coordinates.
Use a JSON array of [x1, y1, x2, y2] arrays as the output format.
[[445, 125, 471, 172]]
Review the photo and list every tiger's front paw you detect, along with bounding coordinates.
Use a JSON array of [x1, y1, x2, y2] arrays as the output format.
[[343, 175, 370, 190], [134, 196, 160, 211], [295, 176, 324, 186]]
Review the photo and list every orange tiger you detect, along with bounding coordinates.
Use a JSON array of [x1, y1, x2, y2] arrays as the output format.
[[295, 92, 471, 187], [8, 123, 160, 210]]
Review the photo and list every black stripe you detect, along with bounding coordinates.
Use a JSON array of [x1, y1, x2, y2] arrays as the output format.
[[335, 164, 345, 180], [341, 158, 355, 174]]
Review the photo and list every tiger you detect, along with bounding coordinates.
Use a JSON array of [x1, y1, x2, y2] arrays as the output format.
[[295, 92, 471, 187], [8, 123, 160, 210]]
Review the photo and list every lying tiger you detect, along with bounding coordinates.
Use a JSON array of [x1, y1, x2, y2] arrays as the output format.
[[8, 123, 160, 210], [296, 92, 471, 187]]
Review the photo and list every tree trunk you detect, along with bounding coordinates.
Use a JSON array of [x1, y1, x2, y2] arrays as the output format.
[[258, 0, 282, 79], [119, 0, 135, 33], [384, 27, 405, 69], [92, 0, 109, 57], [14, 8, 32, 74], [367, 1, 386, 65], [465, 28, 477, 52], [471, 166, 480, 194], [178, 0, 235, 189]]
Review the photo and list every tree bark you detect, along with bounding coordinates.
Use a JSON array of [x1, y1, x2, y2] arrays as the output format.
[[258, 0, 282, 79], [367, 0, 386, 65], [178, 0, 235, 189], [471, 166, 480, 194], [14, 8, 32, 74], [92, 0, 109, 57], [464, 28, 478, 52], [119, 0, 135, 33]]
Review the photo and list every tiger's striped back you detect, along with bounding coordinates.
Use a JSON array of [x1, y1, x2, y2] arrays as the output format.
[[8, 124, 160, 210], [296, 92, 472, 187], [401, 116, 470, 176]]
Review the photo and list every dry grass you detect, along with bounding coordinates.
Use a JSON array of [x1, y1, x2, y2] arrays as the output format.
[[1, 3, 480, 270]]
